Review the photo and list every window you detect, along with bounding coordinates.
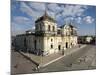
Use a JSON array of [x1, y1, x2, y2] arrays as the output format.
[[24, 38, 26, 47], [53, 26, 55, 31], [48, 25, 50, 31], [51, 39, 53, 42], [34, 40, 37, 49], [57, 30, 61, 34], [51, 44, 53, 49]]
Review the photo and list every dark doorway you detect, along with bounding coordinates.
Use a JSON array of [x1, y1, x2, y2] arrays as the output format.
[[24, 38, 26, 47], [24, 38, 27, 51], [66, 42, 68, 48], [58, 45, 61, 50], [51, 44, 53, 49], [34, 40, 37, 50]]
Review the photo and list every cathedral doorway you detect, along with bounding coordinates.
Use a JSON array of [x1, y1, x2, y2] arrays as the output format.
[[58, 45, 61, 50], [66, 42, 68, 48]]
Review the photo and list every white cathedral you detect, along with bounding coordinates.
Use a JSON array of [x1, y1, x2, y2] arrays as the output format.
[[14, 11, 78, 55]]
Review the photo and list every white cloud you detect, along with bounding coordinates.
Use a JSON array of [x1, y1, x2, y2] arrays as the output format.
[[62, 5, 87, 17], [28, 2, 45, 12], [12, 16, 33, 26], [20, 2, 60, 21], [11, 22, 26, 36], [56, 13, 62, 19], [47, 10, 55, 18], [64, 16, 74, 24], [19, 2, 92, 26], [13, 16, 30, 23], [83, 16, 94, 24], [11, 16, 34, 35], [20, 2, 43, 20], [32, 26, 35, 30], [47, 4, 63, 14], [53, 4, 88, 25], [20, 2, 34, 17], [11, 21, 33, 36], [75, 17, 82, 24], [19, 2, 88, 25]]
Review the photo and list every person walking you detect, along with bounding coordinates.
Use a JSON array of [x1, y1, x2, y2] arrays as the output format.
[[62, 47, 65, 55]]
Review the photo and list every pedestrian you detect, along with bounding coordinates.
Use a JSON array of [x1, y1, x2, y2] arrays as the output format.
[[70, 63, 72, 66], [62, 47, 65, 55], [14, 64, 18, 68], [62, 50, 64, 55], [35, 64, 39, 72], [79, 44, 81, 48]]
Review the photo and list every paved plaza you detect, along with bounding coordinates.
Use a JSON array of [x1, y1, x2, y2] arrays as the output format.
[[11, 44, 96, 74]]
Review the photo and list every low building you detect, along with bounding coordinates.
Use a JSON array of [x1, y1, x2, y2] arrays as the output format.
[[86, 36, 93, 43]]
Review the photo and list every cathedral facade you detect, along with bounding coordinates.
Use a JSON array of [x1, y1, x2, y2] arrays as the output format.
[[14, 12, 78, 55]]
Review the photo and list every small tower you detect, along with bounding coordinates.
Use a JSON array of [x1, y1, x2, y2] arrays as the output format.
[[35, 10, 57, 36]]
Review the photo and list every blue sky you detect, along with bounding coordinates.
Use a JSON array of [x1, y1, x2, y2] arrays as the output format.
[[11, 0, 96, 36]]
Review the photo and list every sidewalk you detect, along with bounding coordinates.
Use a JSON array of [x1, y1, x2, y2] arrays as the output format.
[[20, 45, 86, 68]]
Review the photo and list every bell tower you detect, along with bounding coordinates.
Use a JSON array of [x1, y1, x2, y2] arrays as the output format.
[[35, 10, 57, 36]]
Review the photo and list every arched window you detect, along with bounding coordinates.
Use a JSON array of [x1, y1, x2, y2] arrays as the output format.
[[51, 44, 53, 49], [51, 39, 53, 42], [48, 25, 50, 31], [53, 26, 55, 31]]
